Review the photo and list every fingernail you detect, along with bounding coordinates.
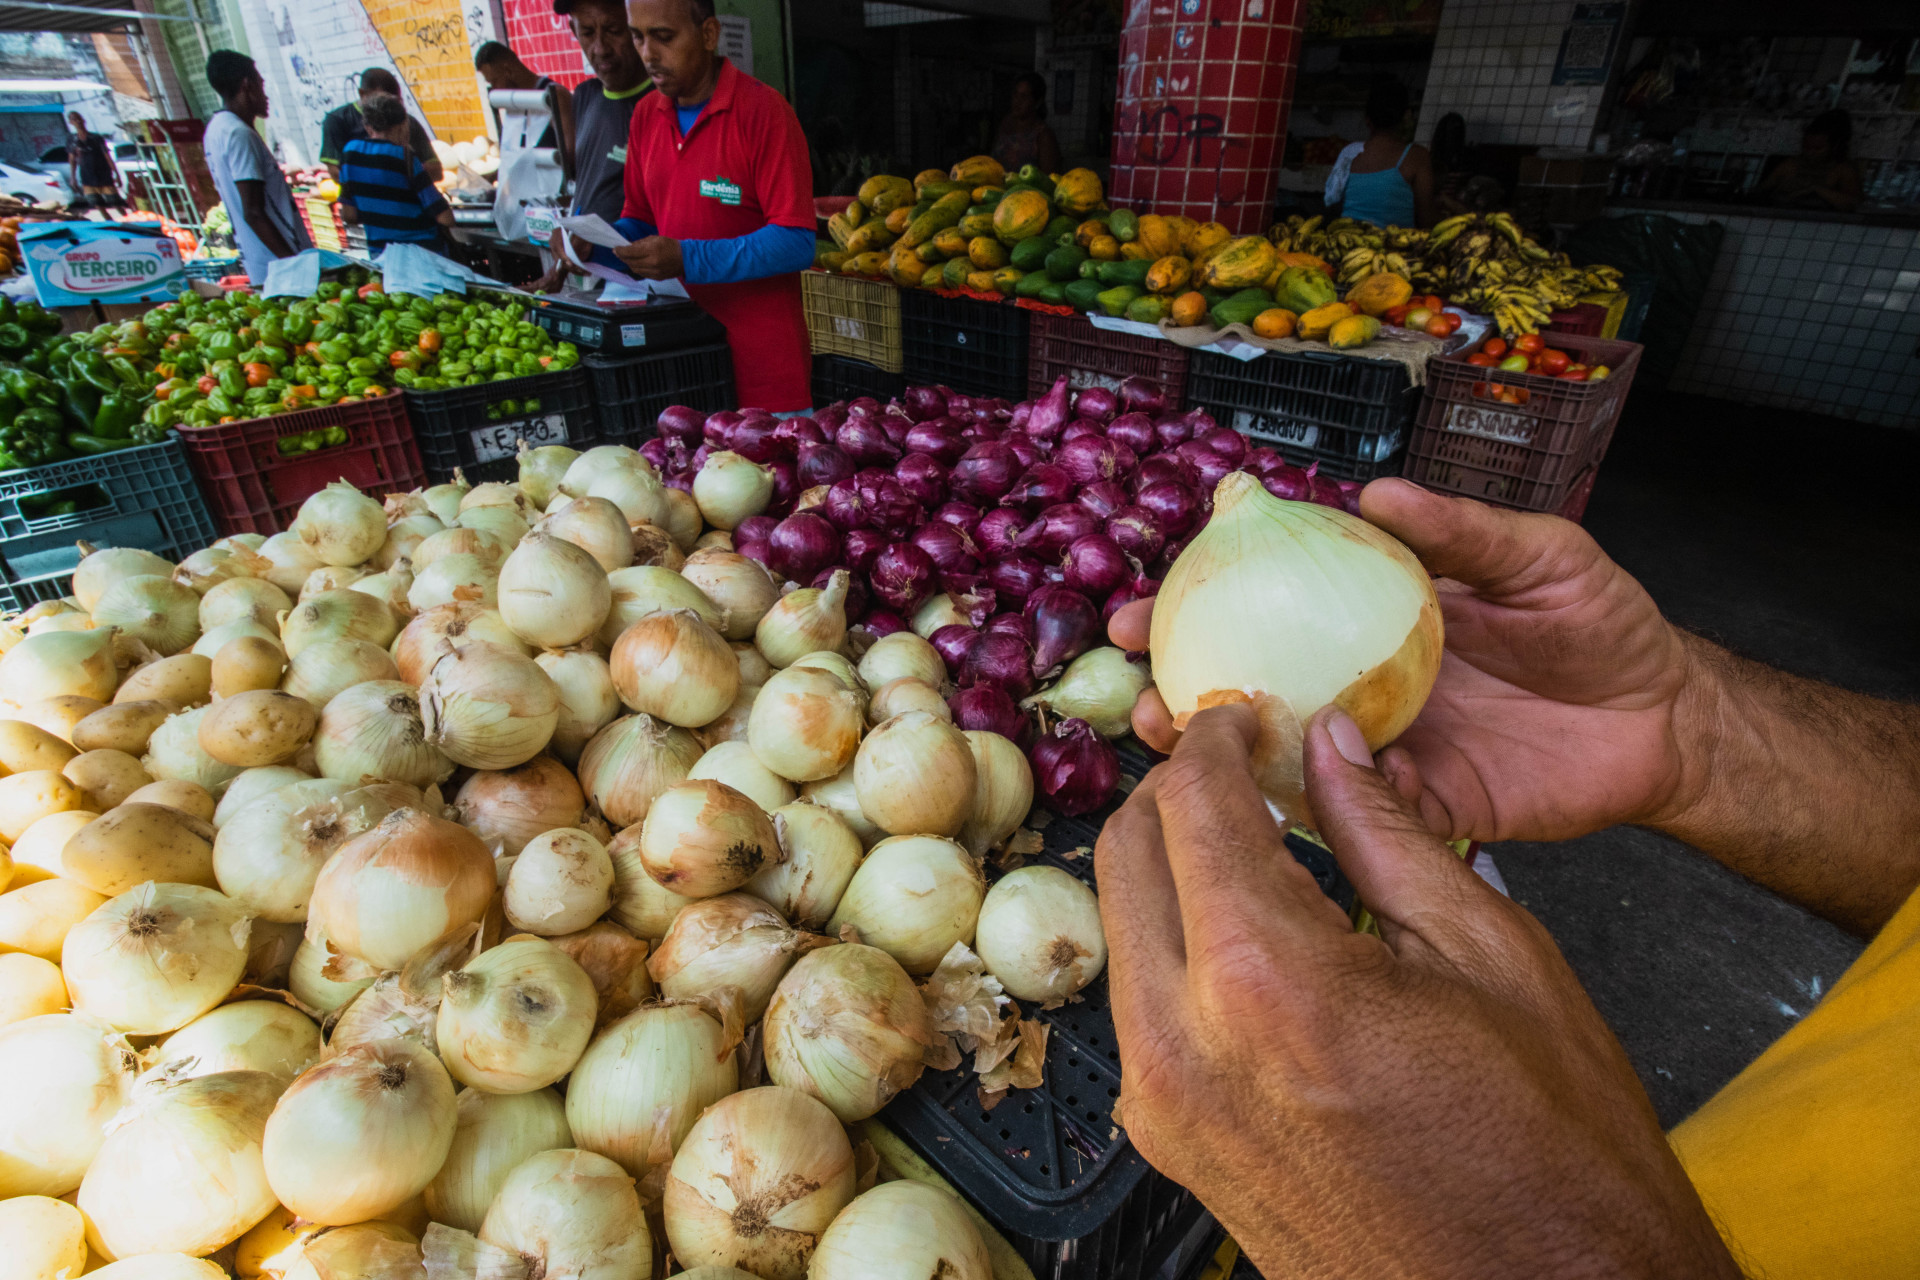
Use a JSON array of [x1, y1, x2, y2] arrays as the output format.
[[1326, 709, 1374, 768]]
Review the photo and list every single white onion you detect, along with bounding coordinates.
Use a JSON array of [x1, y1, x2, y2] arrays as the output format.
[[146, 1000, 322, 1090], [408, 553, 498, 613], [498, 532, 612, 649], [176, 546, 251, 597], [63, 882, 252, 1035], [853, 710, 976, 837], [565, 1002, 739, 1177], [301, 564, 367, 598], [372, 512, 446, 571], [957, 729, 1033, 858], [350, 565, 415, 621], [681, 549, 779, 640], [247, 532, 326, 596], [663, 1085, 855, 1280], [262, 1038, 458, 1225], [808, 1179, 990, 1280], [313, 679, 453, 789], [390, 602, 529, 686], [0, 627, 117, 708], [214, 777, 397, 922], [763, 943, 929, 1123], [78, 1068, 280, 1259], [560, 444, 648, 498], [827, 835, 984, 975], [0, 1012, 138, 1195], [639, 778, 783, 897], [606, 824, 697, 940], [143, 705, 244, 798], [432, 1148, 648, 1280], [73, 546, 174, 613], [412, 525, 506, 573], [662, 486, 703, 550], [693, 451, 772, 530], [91, 574, 201, 655], [437, 936, 598, 1093], [288, 930, 375, 1017], [799, 763, 886, 848], [460, 480, 530, 517], [308, 807, 496, 971], [281, 588, 398, 659], [452, 756, 586, 857], [856, 631, 946, 693], [212, 764, 311, 826], [282, 637, 402, 711], [910, 593, 971, 638], [577, 712, 702, 830], [689, 739, 795, 814], [1022, 645, 1152, 739], [587, 461, 672, 529], [610, 607, 739, 729], [975, 864, 1106, 1003], [748, 663, 864, 784], [599, 564, 722, 648], [420, 643, 560, 770], [519, 442, 579, 509], [755, 572, 849, 669], [536, 648, 621, 764], [295, 481, 388, 567], [749, 802, 865, 929], [867, 676, 952, 725], [424, 1086, 573, 1233], [420, 479, 471, 526], [540, 495, 633, 572], [1151, 470, 1444, 825], [200, 576, 292, 631], [503, 827, 614, 935], [649, 892, 825, 1022]]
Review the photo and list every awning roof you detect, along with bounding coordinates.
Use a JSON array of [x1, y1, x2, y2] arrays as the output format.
[[0, 0, 197, 34]]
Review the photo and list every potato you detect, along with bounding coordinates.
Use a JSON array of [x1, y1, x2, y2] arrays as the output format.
[[61, 802, 218, 896], [0, 844, 9, 893], [0, 720, 78, 775], [122, 778, 216, 822], [0, 877, 107, 961], [17, 695, 104, 744], [63, 749, 152, 812], [0, 770, 89, 843], [212, 636, 290, 699], [72, 700, 174, 755], [9, 808, 98, 883], [114, 653, 213, 708], [197, 689, 317, 767], [0, 951, 67, 1024]]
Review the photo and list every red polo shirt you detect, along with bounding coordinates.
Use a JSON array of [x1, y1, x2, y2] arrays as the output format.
[[622, 58, 813, 411]]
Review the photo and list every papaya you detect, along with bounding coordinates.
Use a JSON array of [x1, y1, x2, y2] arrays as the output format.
[[1088, 235, 1120, 261], [1096, 285, 1141, 317], [1078, 258, 1103, 280], [1170, 291, 1207, 327], [941, 258, 972, 289], [973, 186, 1005, 205], [1165, 216, 1198, 252], [915, 241, 945, 265], [1009, 236, 1052, 272], [1347, 272, 1413, 317], [1328, 314, 1382, 349], [1135, 214, 1179, 258], [992, 189, 1053, 245], [1064, 279, 1105, 311], [1183, 221, 1231, 257], [826, 207, 861, 249], [1146, 255, 1192, 294], [1046, 245, 1089, 282], [1008, 164, 1055, 196], [1252, 308, 1296, 339], [919, 180, 971, 203], [1274, 267, 1339, 314], [902, 190, 970, 248], [885, 206, 913, 236], [913, 168, 949, 196], [1107, 209, 1139, 243], [991, 266, 1023, 295], [816, 247, 849, 271], [1036, 281, 1069, 306], [1198, 236, 1277, 290], [931, 228, 970, 259], [958, 211, 995, 239], [1126, 294, 1168, 325], [858, 175, 915, 215], [908, 200, 932, 222], [889, 248, 926, 287], [1298, 301, 1355, 341], [1074, 219, 1109, 248], [1120, 242, 1156, 262], [950, 155, 1006, 188], [1210, 288, 1275, 330], [1015, 270, 1052, 299], [968, 236, 1009, 269], [1053, 168, 1105, 215], [1044, 215, 1078, 243], [965, 270, 1000, 293], [843, 251, 889, 277], [1276, 251, 1335, 277], [845, 218, 896, 256], [1095, 259, 1152, 289]]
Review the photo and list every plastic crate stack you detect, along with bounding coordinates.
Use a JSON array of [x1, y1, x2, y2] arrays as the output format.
[[802, 271, 902, 405], [588, 344, 737, 451], [1185, 348, 1419, 482], [404, 366, 600, 487], [1026, 310, 1190, 406], [899, 290, 1029, 401], [297, 191, 348, 253]]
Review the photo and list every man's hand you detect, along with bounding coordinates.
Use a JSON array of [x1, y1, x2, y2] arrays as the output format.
[[614, 234, 683, 280], [1096, 704, 1742, 1280], [533, 228, 580, 294], [1112, 478, 1698, 845]]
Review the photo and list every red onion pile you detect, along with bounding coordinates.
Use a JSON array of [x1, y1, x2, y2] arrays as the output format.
[[649, 376, 1362, 817]]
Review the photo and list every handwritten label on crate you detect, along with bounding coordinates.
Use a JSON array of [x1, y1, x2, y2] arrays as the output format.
[[1444, 402, 1539, 445], [1066, 369, 1123, 393], [831, 317, 869, 342], [469, 415, 569, 465], [1234, 410, 1319, 452]]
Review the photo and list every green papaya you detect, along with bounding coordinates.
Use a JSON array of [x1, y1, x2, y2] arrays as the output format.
[[1064, 279, 1105, 311], [1126, 294, 1169, 324], [1036, 281, 1069, 306], [1045, 245, 1089, 282], [1210, 289, 1274, 329], [1044, 216, 1077, 243], [941, 258, 972, 288], [1108, 209, 1139, 243], [1014, 270, 1053, 299], [957, 212, 994, 239], [1096, 285, 1142, 317], [1095, 259, 1152, 288], [1009, 237, 1052, 272], [902, 190, 971, 248], [1200, 287, 1231, 306], [918, 180, 971, 203], [1274, 266, 1338, 313], [1078, 259, 1103, 280], [1013, 165, 1055, 196]]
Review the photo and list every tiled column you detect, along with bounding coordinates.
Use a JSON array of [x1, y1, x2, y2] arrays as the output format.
[[1108, 0, 1306, 234]]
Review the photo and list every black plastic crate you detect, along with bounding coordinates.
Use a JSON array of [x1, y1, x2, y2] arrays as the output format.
[[811, 355, 905, 408], [901, 290, 1030, 401], [884, 739, 1348, 1280], [1187, 348, 1418, 482], [586, 345, 736, 450], [0, 439, 218, 612], [403, 367, 598, 486], [528, 293, 725, 355]]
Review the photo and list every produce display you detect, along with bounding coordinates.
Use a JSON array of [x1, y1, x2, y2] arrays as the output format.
[[0, 298, 167, 469], [1460, 332, 1613, 386]]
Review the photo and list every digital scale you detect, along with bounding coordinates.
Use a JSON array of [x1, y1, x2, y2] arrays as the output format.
[[527, 289, 725, 354]]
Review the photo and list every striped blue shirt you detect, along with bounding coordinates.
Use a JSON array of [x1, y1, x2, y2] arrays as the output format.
[[339, 137, 448, 245]]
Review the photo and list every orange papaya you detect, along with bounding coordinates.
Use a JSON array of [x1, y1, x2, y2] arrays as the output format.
[[991, 188, 1052, 245], [1145, 255, 1192, 294], [1197, 236, 1277, 290]]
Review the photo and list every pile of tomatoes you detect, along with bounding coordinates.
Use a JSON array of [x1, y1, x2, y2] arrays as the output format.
[[1463, 333, 1611, 383], [1384, 293, 1465, 339]]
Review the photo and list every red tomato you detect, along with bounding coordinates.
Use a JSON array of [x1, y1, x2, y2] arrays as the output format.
[[1481, 337, 1508, 358], [1424, 314, 1452, 338], [1466, 352, 1499, 367], [1384, 304, 1411, 327], [1515, 333, 1545, 355], [1422, 295, 1445, 313], [1555, 370, 1590, 381], [1443, 312, 1462, 333], [1536, 348, 1571, 375]]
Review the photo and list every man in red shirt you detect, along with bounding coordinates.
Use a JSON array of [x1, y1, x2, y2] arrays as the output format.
[[607, 0, 814, 411]]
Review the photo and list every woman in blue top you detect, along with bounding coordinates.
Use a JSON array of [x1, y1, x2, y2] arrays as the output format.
[[1332, 76, 1434, 230]]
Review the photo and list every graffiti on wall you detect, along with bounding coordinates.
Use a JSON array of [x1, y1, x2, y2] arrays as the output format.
[[362, 0, 488, 141]]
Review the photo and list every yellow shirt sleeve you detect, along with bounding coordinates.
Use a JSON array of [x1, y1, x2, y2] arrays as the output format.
[[1671, 886, 1920, 1280]]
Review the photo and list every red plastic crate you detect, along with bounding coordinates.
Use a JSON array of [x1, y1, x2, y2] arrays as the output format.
[[174, 395, 427, 537], [1545, 302, 1608, 337], [1401, 333, 1639, 513], [1026, 310, 1190, 405]]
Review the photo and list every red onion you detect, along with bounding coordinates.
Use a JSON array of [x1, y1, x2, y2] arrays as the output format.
[[1060, 421, 1102, 444], [1337, 479, 1365, 516], [767, 512, 842, 582], [986, 612, 1031, 642], [879, 409, 915, 448], [1004, 463, 1074, 512], [1009, 402, 1031, 430], [1106, 412, 1155, 454], [1101, 572, 1160, 624], [1017, 503, 1103, 556], [1307, 464, 1346, 510], [665, 470, 694, 494], [1062, 535, 1129, 597], [765, 460, 799, 516], [894, 453, 948, 507], [704, 410, 742, 448], [1118, 376, 1166, 415], [814, 404, 849, 431], [1262, 464, 1313, 502], [796, 440, 855, 490], [735, 515, 777, 546], [774, 417, 826, 449], [951, 441, 1020, 505], [1201, 427, 1247, 463], [821, 479, 871, 531], [861, 476, 921, 538], [932, 501, 982, 535], [847, 397, 882, 418], [1076, 480, 1129, 520], [960, 420, 1004, 445], [1153, 413, 1194, 449], [1189, 449, 1234, 493], [1027, 376, 1072, 440], [1106, 507, 1166, 564], [961, 630, 1034, 699], [1025, 586, 1098, 679], [948, 684, 1030, 746], [861, 609, 907, 638], [639, 437, 670, 471], [736, 537, 770, 568], [905, 420, 967, 466], [837, 419, 900, 467], [843, 527, 889, 573], [1137, 481, 1199, 538], [930, 623, 980, 675], [910, 521, 979, 576], [1030, 717, 1120, 817], [903, 385, 948, 421], [1055, 435, 1132, 486], [814, 565, 869, 622], [1246, 446, 1286, 475], [1004, 434, 1043, 470], [690, 443, 715, 474], [975, 508, 1027, 558], [1155, 533, 1195, 576], [656, 405, 705, 446], [1072, 386, 1120, 423], [1185, 408, 1218, 436], [871, 542, 937, 614], [731, 418, 781, 463], [943, 576, 997, 625], [986, 555, 1046, 606], [1133, 453, 1197, 493]]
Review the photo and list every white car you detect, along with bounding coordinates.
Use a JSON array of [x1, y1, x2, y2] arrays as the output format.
[[0, 160, 72, 207]]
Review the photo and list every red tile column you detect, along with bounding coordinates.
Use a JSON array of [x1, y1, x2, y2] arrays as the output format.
[[1109, 0, 1304, 234]]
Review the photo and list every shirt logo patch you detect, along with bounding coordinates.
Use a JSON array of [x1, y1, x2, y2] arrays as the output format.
[[699, 176, 743, 206], [610, 145, 627, 165]]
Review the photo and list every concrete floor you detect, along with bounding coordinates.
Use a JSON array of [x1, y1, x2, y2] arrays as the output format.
[[1490, 390, 1919, 1126]]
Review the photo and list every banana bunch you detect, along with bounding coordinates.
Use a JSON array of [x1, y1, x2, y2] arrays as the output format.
[[1582, 263, 1624, 292], [1384, 225, 1429, 253], [1337, 246, 1419, 287], [1267, 214, 1324, 253]]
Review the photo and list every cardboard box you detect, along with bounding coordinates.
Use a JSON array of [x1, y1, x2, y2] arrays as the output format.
[[17, 221, 188, 308]]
